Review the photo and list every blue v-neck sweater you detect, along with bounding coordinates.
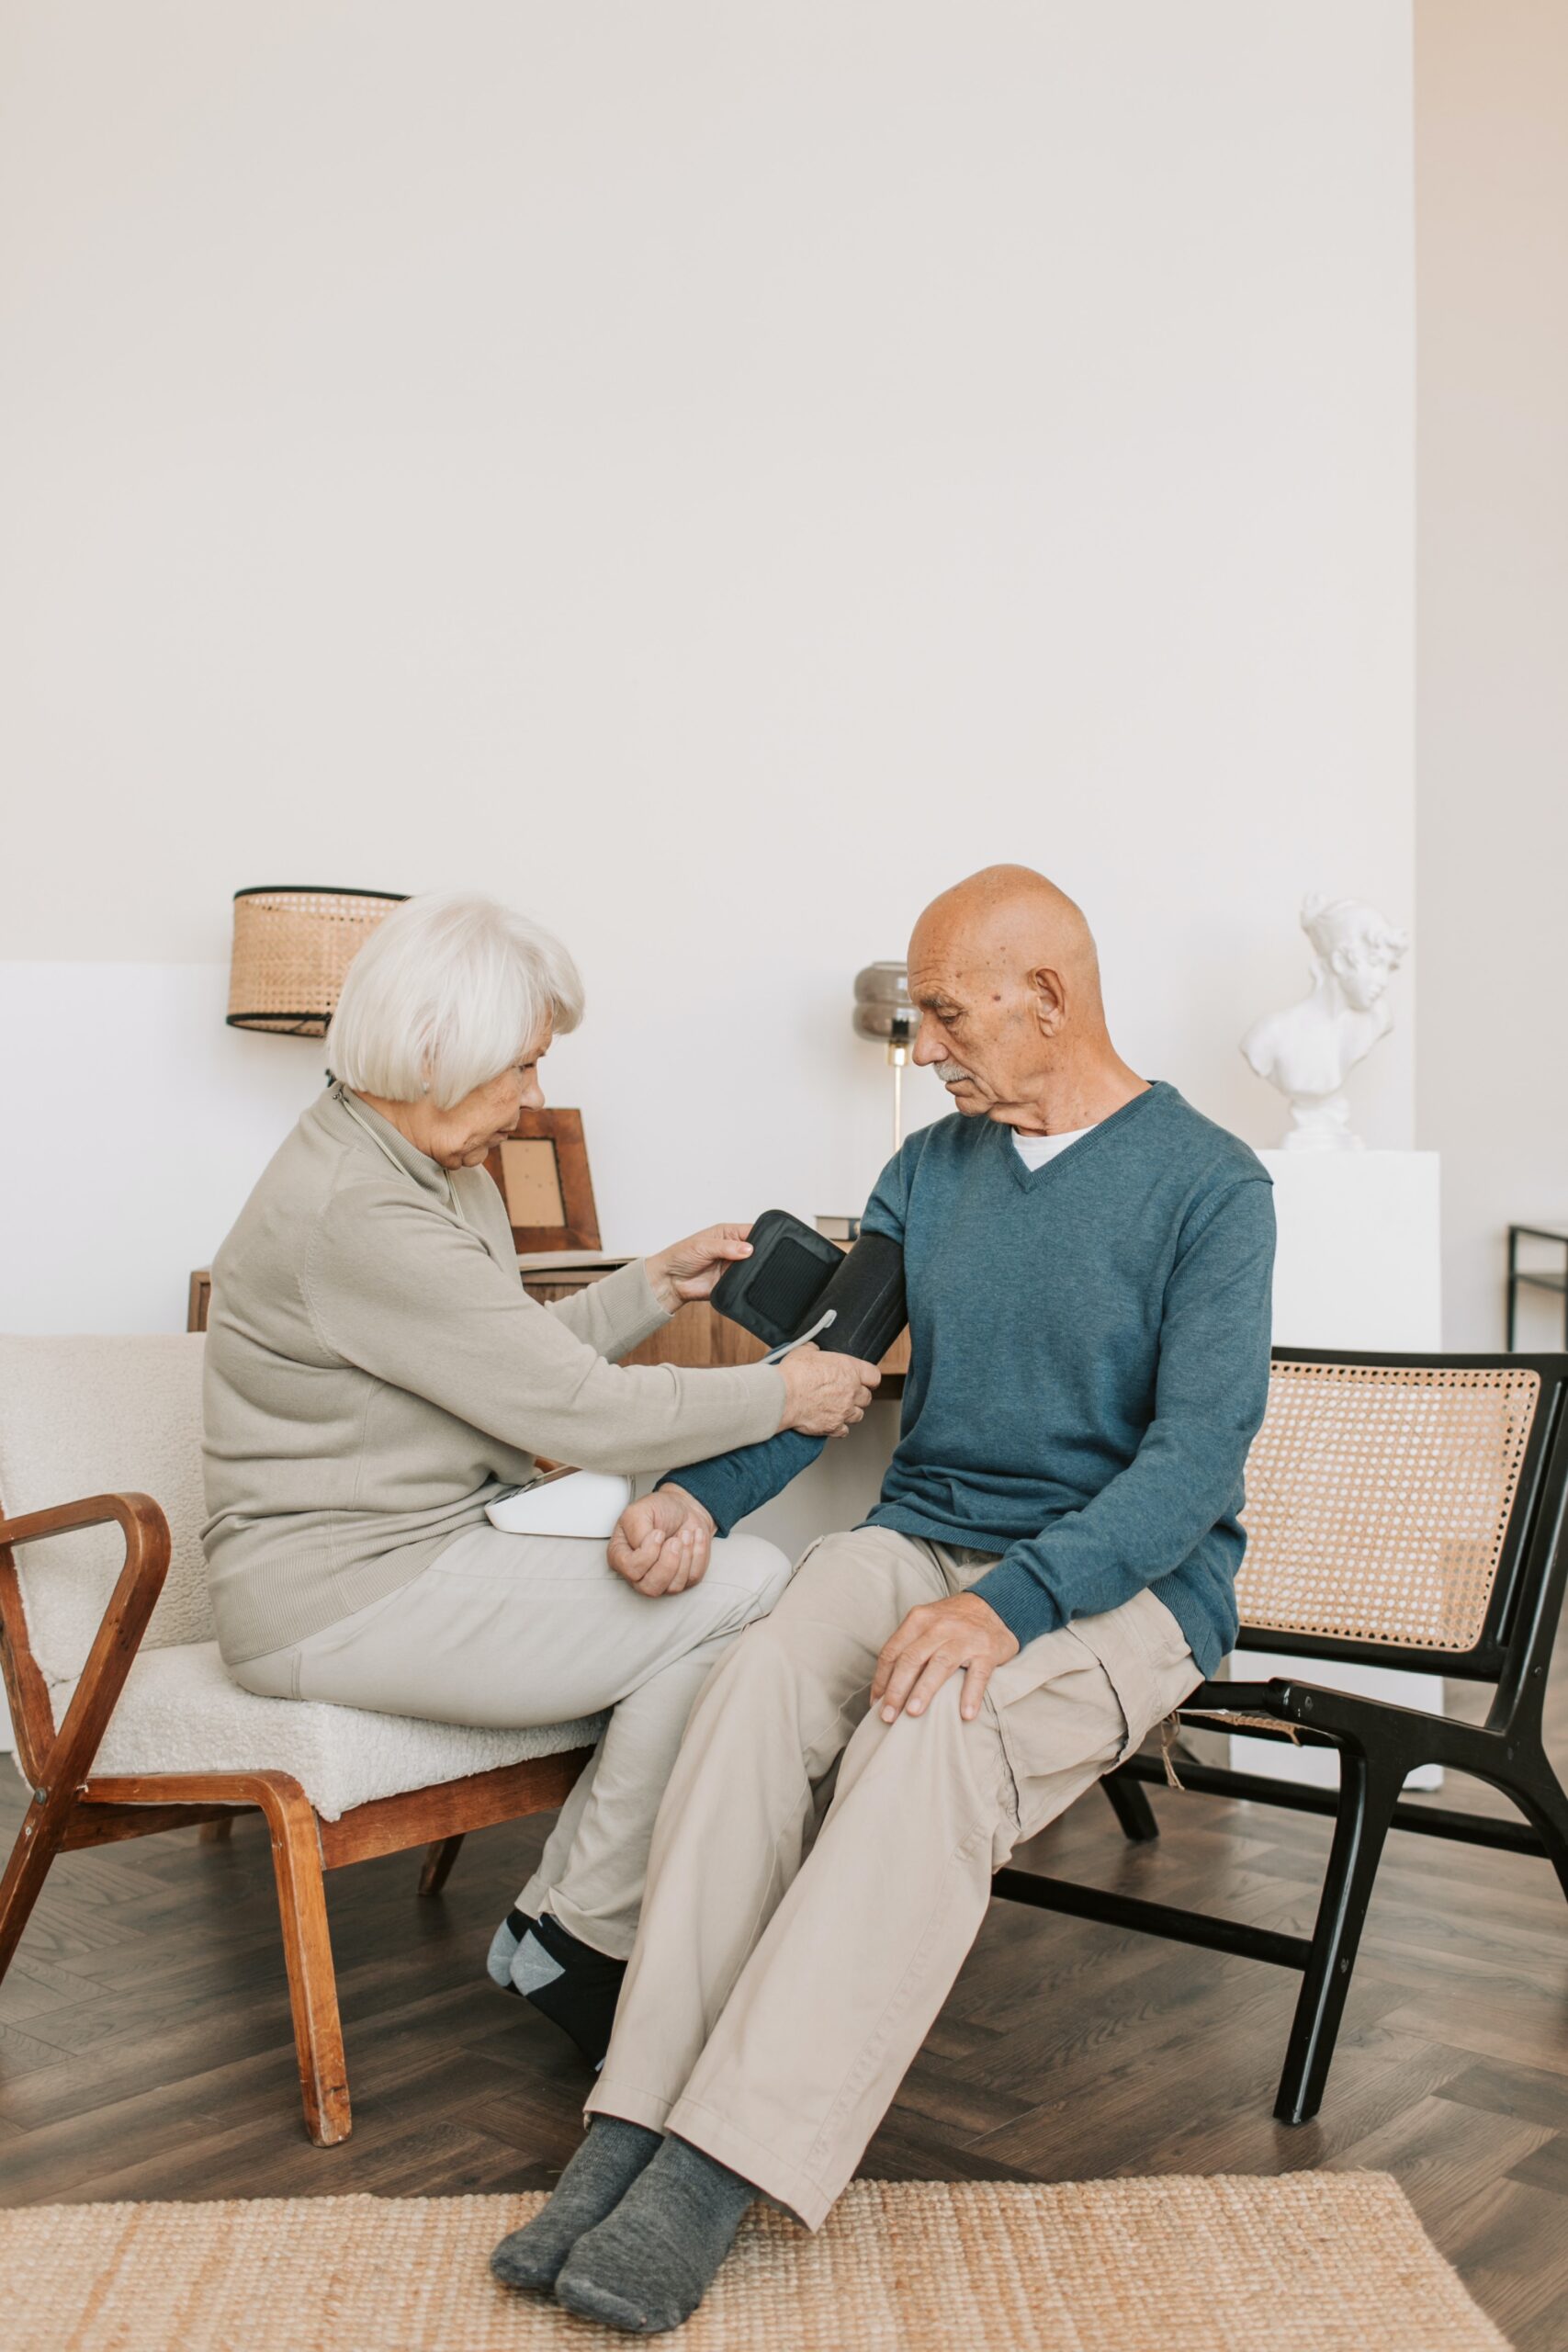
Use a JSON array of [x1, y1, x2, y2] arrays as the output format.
[[669, 1083, 1275, 1677]]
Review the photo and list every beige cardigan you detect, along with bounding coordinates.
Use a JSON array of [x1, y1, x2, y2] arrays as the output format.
[[201, 1086, 784, 1664]]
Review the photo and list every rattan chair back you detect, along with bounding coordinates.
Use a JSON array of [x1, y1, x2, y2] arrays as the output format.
[[1236, 1356, 1544, 1665]]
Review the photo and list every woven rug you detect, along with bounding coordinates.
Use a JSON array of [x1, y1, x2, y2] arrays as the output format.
[[1, 2172, 1506, 2351]]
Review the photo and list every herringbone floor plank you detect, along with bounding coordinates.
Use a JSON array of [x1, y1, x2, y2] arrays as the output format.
[[2, 1640, 1565, 2348]]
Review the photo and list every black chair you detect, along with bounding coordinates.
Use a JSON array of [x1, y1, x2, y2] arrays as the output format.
[[993, 1348, 1568, 2124]]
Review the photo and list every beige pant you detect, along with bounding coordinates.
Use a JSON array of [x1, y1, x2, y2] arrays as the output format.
[[233, 1520, 793, 1958], [588, 1526, 1200, 2227]]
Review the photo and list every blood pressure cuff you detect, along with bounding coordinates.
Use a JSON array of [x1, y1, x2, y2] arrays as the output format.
[[712, 1208, 907, 1363]]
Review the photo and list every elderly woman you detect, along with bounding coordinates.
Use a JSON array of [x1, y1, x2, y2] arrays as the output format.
[[202, 890, 877, 2064]]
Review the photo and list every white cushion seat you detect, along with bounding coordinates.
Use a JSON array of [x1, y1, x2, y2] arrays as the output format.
[[59, 1639, 606, 1823]]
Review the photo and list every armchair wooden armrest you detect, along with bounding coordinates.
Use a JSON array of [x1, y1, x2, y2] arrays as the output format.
[[0, 1489, 170, 1799]]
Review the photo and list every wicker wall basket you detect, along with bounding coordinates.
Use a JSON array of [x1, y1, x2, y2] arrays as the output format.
[[226, 888, 407, 1036]]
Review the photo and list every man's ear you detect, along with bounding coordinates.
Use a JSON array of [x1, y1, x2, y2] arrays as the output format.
[[1028, 965, 1067, 1038]]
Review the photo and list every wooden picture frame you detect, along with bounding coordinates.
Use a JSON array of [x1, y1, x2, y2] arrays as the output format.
[[483, 1108, 602, 1252]]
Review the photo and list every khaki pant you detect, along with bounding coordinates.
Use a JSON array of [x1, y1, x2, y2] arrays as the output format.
[[233, 1520, 793, 1959], [588, 1526, 1199, 2227]]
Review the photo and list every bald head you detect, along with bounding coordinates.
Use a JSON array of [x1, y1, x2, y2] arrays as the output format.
[[911, 865, 1103, 1017], [907, 865, 1136, 1133]]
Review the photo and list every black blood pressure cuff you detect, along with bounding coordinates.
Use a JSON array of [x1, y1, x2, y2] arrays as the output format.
[[712, 1209, 907, 1364]]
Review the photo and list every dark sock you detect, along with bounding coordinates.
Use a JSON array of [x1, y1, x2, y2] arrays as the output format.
[[554, 2134, 757, 2335], [519, 1912, 627, 2068], [490, 2118, 661, 2296]]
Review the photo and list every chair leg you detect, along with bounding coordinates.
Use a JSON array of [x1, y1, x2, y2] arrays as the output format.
[[1502, 1756, 1568, 1905], [199, 1815, 234, 1844], [257, 1785, 351, 2147], [1100, 1768, 1159, 1843], [418, 1834, 465, 1897], [0, 1793, 67, 1984], [1274, 1745, 1404, 2125]]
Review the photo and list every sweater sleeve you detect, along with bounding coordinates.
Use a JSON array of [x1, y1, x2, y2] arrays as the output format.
[[304, 1182, 785, 1476], [660, 1150, 910, 1531], [544, 1260, 672, 1362], [968, 1177, 1276, 1647]]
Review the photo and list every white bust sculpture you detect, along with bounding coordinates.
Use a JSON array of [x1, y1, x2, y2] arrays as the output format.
[[1240, 895, 1409, 1152]]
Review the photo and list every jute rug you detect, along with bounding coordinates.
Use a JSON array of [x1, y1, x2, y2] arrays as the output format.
[[1, 2172, 1506, 2352]]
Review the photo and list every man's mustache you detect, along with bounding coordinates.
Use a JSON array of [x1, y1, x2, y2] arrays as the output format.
[[935, 1061, 972, 1085]]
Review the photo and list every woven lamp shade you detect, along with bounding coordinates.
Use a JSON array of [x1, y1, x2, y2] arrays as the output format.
[[226, 888, 407, 1036]]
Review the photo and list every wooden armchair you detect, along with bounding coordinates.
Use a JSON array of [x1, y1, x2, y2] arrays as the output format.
[[0, 1334, 599, 2146]]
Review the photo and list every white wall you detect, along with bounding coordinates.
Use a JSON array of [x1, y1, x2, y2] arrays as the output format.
[[0, 964, 326, 1332], [1, 4, 1416, 1333], [1415, 0, 1568, 1349]]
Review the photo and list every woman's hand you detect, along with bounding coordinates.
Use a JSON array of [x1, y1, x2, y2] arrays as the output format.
[[645, 1224, 754, 1313], [780, 1345, 882, 1438], [608, 1486, 715, 1595]]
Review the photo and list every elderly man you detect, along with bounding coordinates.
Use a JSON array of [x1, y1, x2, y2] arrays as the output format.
[[493, 865, 1277, 2334]]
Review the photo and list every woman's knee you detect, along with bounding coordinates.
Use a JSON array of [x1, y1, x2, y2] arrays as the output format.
[[708, 1531, 793, 1621], [228, 1648, 297, 1701]]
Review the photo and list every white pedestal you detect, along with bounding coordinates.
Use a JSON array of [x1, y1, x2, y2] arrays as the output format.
[[1224, 1149, 1444, 1788], [1264, 1150, 1441, 1354]]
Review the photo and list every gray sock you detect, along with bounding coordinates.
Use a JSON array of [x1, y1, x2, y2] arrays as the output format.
[[554, 2134, 757, 2335], [490, 2118, 661, 2295], [485, 1906, 534, 1992]]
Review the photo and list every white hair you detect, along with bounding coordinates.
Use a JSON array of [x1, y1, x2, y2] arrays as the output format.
[[326, 890, 584, 1108]]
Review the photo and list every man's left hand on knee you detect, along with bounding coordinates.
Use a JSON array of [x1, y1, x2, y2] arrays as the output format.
[[872, 1594, 1020, 1724]]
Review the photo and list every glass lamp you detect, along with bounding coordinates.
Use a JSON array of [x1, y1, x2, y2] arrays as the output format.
[[852, 961, 919, 1151]]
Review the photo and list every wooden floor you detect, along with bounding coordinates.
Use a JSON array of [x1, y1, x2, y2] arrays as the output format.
[[3, 1645, 1567, 2351]]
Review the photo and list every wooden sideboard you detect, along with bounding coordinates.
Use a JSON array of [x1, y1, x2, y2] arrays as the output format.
[[186, 1264, 908, 1391]]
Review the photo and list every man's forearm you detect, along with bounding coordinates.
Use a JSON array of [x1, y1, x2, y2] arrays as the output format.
[[660, 1429, 825, 1534]]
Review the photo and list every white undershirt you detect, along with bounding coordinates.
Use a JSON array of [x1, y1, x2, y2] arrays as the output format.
[[1011, 1123, 1095, 1171]]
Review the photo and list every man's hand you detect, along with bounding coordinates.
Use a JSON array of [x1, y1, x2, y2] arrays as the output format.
[[644, 1224, 753, 1312], [606, 1485, 715, 1596], [871, 1593, 1021, 1724]]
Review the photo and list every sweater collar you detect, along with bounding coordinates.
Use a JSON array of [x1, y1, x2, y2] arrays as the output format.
[[999, 1078, 1171, 1193], [323, 1084, 456, 1201]]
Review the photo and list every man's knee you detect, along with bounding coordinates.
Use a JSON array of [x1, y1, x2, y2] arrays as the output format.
[[835, 1674, 1014, 1820], [861, 1670, 973, 1754], [707, 1531, 793, 1623]]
